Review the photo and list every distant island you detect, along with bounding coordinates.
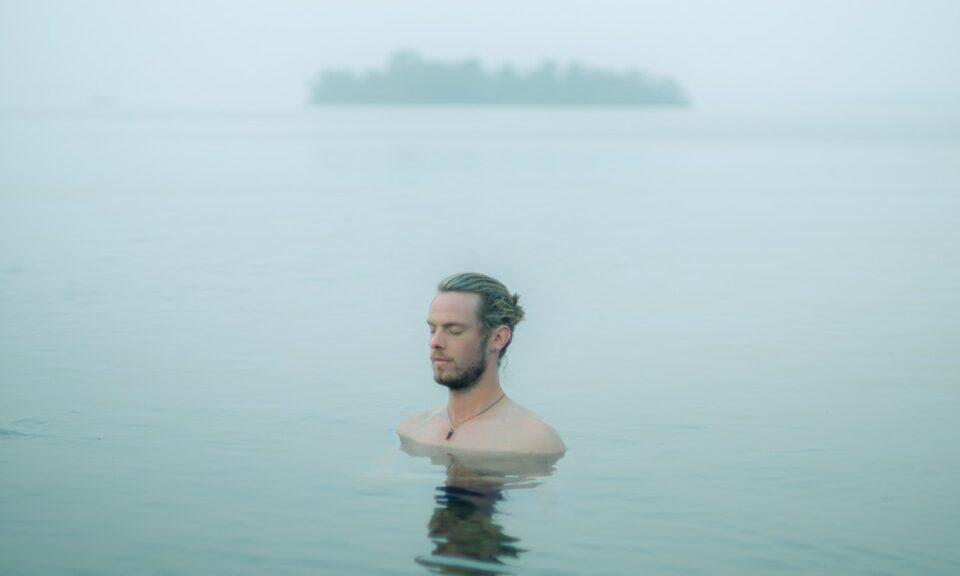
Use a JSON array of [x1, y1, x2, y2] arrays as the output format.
[[310, 50, 689, 106]]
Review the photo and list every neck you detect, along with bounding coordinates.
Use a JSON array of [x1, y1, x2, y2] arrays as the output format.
[[447, 368, 504, 423]]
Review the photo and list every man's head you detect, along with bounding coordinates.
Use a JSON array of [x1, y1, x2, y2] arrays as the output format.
[[428, 273, 525, 391]]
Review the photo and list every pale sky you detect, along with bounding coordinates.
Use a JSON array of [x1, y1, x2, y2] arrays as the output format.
[[1, 0, 958, 111]]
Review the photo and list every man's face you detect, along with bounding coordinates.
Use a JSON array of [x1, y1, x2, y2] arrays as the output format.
[[427, 291, 490, 391]]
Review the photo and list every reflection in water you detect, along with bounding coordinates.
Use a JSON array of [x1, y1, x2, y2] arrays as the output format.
[[425, 484, 524, 574], [401, 439, 562, 575]]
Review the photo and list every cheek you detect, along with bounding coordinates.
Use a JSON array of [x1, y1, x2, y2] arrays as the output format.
[[449, 341, 473, 359]]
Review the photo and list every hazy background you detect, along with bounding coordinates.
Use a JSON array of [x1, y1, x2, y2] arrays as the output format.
[[1, 0, 959, 112], [2, 2, 959, 575]]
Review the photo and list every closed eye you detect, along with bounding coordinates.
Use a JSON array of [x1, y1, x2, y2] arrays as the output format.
[[427, 322, 467, 335]]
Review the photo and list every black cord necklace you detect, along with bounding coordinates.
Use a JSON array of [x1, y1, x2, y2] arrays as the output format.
[[445, 393, 506, 440]]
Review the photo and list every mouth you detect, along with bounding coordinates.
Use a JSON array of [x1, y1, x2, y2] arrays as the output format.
[[431, 356, 451, 366]]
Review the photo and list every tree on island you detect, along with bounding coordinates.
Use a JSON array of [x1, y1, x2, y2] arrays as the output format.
[[311, 50, 689, 106]]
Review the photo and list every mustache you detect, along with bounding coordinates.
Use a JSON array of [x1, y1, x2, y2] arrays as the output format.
[[431, 354, 452, 361]]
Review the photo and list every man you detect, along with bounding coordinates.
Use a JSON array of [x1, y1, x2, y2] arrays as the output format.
[[397, 272, 566, 455]]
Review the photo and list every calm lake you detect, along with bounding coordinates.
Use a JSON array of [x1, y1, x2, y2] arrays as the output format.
[[1, 106, 958, 575]]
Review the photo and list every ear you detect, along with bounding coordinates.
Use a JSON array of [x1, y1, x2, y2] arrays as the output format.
[[490, 325, 512, 353]]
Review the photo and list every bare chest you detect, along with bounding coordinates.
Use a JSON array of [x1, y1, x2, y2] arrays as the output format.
[[411, 413, 513, 452]]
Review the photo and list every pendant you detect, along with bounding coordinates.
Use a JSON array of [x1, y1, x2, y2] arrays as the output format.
[[446, 429, 454, 440]]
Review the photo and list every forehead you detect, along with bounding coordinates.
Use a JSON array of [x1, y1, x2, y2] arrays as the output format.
[[428, 291, 481, 324]]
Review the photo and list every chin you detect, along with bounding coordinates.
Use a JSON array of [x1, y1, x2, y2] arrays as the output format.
[[434, 372, 484, 392], [432, 357, 487, 391]]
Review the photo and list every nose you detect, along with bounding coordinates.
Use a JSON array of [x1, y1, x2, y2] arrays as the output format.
[[429, 330, 445, 349]]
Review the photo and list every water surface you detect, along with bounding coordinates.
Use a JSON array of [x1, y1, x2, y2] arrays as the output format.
[[1, 107, 958, 575]]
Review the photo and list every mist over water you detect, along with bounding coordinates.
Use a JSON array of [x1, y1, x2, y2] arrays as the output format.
[[1, 107, 958, 575]]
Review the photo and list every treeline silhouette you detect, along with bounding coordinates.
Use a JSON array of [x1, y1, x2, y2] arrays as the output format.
[[311, 50, 688, 106]]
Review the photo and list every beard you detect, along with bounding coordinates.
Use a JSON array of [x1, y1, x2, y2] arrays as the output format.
[[433, 338, 489, 392]]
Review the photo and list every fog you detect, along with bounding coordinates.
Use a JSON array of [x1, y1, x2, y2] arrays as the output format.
[[1, 0, 958, 112], [3, 3, 960, 575]]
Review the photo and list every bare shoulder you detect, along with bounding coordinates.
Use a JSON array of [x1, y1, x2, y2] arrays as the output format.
[[519, 415, 566, 454], [396, 407, 441, 439], [505, 402, 566, 455]]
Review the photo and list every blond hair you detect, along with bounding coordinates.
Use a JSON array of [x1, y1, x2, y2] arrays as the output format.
[[437, 272, 525, 362]]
